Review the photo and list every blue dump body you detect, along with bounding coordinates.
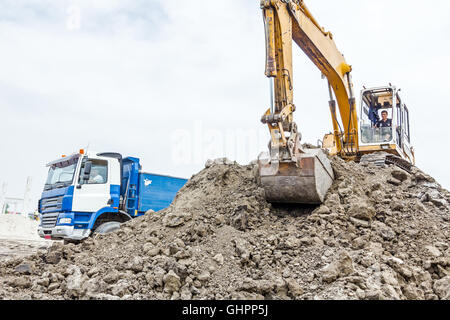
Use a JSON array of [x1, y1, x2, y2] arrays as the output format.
[[121, 157, 188, 217], [138, 173, 188, 213]]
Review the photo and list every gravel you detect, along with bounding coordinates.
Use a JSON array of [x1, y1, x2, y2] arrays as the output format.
[[0, 156, 449, 300]]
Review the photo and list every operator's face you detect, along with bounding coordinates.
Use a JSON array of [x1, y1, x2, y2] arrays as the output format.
[[382, 113, 388, 120]]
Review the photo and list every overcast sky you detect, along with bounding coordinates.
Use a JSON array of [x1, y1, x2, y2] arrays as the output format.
[[1, 0, 449, 210]]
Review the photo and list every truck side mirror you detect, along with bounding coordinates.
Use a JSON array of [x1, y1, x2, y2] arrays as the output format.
[[83, 161, 92, 181]]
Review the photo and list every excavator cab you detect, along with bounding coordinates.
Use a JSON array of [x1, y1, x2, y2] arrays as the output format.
[[358, 86, 414, 164], [360, 87, 395, 144]]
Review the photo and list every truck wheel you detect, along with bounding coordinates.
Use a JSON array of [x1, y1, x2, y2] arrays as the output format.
[[93, 221, 122, 235]]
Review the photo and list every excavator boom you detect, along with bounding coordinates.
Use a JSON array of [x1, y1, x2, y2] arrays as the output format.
[[261, 0, 358, 157]]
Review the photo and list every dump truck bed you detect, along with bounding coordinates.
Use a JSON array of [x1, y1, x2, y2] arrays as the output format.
[[138, 173, 188, 213]]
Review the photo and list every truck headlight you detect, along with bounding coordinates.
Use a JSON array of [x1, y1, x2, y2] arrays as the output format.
[[59, 218, 72, 225]]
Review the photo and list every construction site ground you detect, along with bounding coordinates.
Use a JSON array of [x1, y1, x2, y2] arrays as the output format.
[[0, 215, 52, 263], [0, 239, 51, 263]]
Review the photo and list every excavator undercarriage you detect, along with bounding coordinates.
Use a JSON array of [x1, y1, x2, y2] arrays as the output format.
[[359, 152, 414, 174]]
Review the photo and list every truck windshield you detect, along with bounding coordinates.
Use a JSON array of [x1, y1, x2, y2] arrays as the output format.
[[45, 158, 78, 190]]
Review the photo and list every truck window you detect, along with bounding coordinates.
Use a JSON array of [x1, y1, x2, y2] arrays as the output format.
[[79, 159, 108, 185], [45, 161, 78, 190]]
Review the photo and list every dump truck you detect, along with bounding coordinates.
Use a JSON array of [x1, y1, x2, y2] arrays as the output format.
[[37, 150, 187, 242]]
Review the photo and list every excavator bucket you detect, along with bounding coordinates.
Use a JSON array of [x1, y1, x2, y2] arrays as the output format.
[[258, 149, 335, 204]]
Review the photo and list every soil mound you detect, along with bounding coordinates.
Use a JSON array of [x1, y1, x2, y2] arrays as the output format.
[[1, 157, 449, 300]]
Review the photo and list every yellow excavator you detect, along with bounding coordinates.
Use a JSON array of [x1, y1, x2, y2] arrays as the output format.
[[257, 0, 415, 204]]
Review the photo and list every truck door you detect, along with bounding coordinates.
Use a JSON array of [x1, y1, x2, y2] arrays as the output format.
[[72, 158, 111, 213]]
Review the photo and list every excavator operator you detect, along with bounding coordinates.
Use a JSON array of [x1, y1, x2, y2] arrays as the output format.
[[375, 111, 392, 128]]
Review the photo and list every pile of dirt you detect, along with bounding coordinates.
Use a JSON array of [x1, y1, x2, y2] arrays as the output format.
[[0, 156, 449, 300]]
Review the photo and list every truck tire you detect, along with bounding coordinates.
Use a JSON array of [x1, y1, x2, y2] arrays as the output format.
[[93, 221, 122, 235]]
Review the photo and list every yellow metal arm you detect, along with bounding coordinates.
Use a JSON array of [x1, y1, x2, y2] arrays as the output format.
[[261, 0, 359, 156]]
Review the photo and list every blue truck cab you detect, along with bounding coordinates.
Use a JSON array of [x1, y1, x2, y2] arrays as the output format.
[[37, 150, 187, 241]]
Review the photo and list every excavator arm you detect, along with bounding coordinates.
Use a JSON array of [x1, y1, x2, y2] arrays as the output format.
[[258, 0, 358, 204], [261, 0, 359, 157]]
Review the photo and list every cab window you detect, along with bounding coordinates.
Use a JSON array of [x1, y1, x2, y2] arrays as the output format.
[[360, 88, 394, 144], [79, 159, 108, 185]]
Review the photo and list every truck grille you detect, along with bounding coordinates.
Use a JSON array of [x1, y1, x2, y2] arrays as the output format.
[[40, 196, 63, 213], [41, 213, 59, 228]]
